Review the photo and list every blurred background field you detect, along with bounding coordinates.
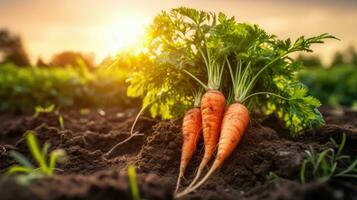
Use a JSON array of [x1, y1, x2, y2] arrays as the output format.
[[1, 0, 357, 113], [0, 62, 135, 113], [1, 44, 356, 113], [298, 51, 357, 109]]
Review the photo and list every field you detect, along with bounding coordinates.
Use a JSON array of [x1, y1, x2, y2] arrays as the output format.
[[1, 6, 357, 200], [0, 105, 356, 200], [0, 63, 356, 200]]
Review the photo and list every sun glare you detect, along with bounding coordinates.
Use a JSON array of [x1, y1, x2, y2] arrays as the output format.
[[105, 15, 148, 55]]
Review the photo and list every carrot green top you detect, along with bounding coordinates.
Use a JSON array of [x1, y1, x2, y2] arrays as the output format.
[[125, 7, 337, 136]]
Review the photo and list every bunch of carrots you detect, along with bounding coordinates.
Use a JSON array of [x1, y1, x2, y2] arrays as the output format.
[[175, 35, 334, 197], [106, 7, 335, 198], [175, 48, 251, 197]]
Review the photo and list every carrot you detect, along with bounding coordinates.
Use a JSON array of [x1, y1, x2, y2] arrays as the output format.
[[175, 107, 202, 193], [176, 103, 249, 197], [187, 89, 225, 188], [181, 46, 226, 190]]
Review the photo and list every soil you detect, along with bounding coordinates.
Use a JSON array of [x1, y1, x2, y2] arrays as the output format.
[[0, 106, 356, 200]]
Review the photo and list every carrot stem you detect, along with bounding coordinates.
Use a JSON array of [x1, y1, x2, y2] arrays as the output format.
[[183, 70, 208, 90], [241, 91, 290, 103]]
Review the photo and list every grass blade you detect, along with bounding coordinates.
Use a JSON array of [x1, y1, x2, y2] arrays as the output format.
[[313, 149, 333, 175], [26, 131, 48, 173], [48, 149, 67, 176], [300, 159, 308, 184], [9, 151, 35, 169], [336, 133, 346, 157], [336, 160, 357, 177], [58, 115, 65, 130], [336, 155, 350, 161], [6, 165, 34, 175], [336, 174, 357, 178], [41, 142, 51, 161], [128, 165, 140, 200]]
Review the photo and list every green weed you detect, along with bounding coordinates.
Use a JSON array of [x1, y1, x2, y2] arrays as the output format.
[[300, 133, 357, 183], [58, 115, 65, 130], [128, 165, 141, 200], [266, 171, 281, 182], [33, 104, 55, 117], [6, 131, 67, 182]]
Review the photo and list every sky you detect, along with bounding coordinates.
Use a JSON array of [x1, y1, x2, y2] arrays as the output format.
[[0, 0, 357, 65]]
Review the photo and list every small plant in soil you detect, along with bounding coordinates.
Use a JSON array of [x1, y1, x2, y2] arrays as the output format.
[[5, 131, 67, 183], [265, 171, 281, 183], [33, 105, 66, 130], [58, 115, 65, 130], [33, 104, 55, 117], [128, 165, 141, 200], [300, 133, 357, 183]]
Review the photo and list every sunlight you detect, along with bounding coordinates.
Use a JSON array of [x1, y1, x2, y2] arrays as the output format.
[[105, 14, 148, 55]]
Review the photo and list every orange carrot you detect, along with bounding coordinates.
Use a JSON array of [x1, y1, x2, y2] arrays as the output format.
[[176, 103, 249, 197], [187, 89, 226, 188], [180, 47, 226, 190], [175, 107, 202, 192]]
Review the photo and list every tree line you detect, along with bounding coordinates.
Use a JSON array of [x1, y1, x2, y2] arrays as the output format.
[[0, 29, 96, 68], [1, 28, 357, 69], [297, 46, 357, 68]]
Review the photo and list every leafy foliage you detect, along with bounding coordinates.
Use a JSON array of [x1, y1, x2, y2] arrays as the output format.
[[127, 7, 335, 135], [127, 8, 212, 118], [299, 64, 357, 108], [0, 63, 136, 112], [300, 133, 357, 183], [221, 31, 334, 134], [6, 131, 67, 183]]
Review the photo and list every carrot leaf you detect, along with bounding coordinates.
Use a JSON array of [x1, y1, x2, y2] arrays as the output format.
[[124, 7, 336, 135]]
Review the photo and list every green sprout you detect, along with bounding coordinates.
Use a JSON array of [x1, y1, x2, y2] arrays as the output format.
[[58, 115, 65, 130], [300, 133, 357, 183], [265, 171, 281, 183], [7, 131, 67, 178], [33, 104, 55, 117], [128, 165, 141, 200]]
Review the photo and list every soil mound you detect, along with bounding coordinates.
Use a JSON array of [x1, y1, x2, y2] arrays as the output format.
[[0, 107, 356, 200]]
